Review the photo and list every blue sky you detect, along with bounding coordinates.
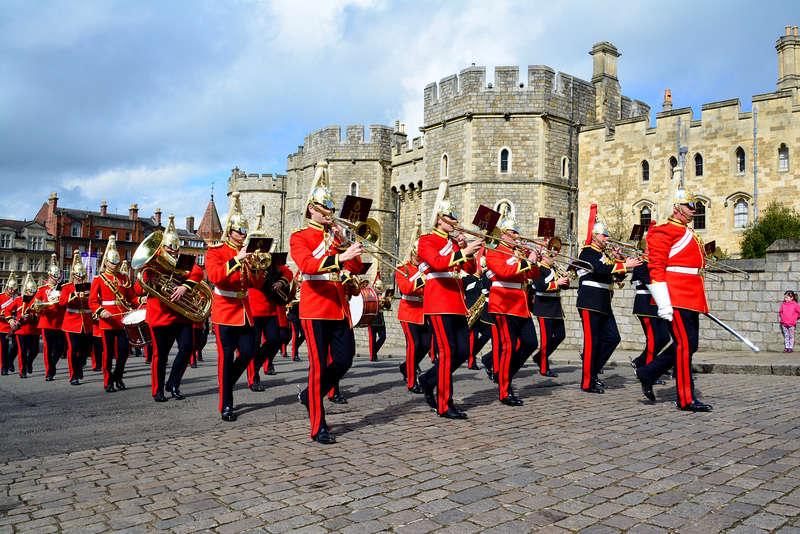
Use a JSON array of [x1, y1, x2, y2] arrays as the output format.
[[0, 0, 795, 226]]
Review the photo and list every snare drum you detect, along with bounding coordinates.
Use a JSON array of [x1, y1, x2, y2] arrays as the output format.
[[349, 286, 380, 328], [121, 309, 152, 347]]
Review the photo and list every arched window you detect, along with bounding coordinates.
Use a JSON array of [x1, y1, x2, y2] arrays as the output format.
[[779, 143, 790, 170], [561, 157, 568, 178], [499, 148, 510, 173], [350, 181, 359, 196], [736, 147, 746, 173], [734, 199, 749, 228], [640, 206, 651, 228], [669, 157, 678, 177], [441, 154, 448, 177], [641, 160, 650, 182], [261, 205, 265, 216], [695, 154, 703, 177], [693, 201, 706, 231], [70, 221, 82, 237]]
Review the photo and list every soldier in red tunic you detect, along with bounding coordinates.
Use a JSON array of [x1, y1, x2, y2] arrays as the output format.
[[59, 251, 93, 385], [291, 161, 363, 444], [89, 236, 144, 392], [417, 177, 481, 419], [637, 188, 712, 412], [395, 223, 429, 393], [206, 192, 262, 422], [484, 213, 540, 406], [0, 273, 19, 375], [35, 254, 66, 381], [6, 272, 40, 378]]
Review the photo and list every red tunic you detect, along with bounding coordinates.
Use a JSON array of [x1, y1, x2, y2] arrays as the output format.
[[395, 261, 426, 325], [486, 241, 539, 317], [144, 264, 206, 327], [88, 271, 141, 330], [248, 265, 293, 318], [647, 218, 709, 314], [289, 222, 363, 324], [417, 228, 477, 316], [33, 284, 65, 330], [0, 292, 17, 334], [5, 296, 41, 336], [59, 283, 93, 334], [206, 240, 263, 326]]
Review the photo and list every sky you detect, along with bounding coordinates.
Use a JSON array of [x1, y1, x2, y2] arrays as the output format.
[[1, 0, 796, 227]]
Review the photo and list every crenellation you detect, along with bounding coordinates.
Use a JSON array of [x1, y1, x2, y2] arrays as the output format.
[[459, 66, 485, 93], [495, 66, 519, 89], [528, 66, 554, 94], [346, 125, 364, 143], [439, 74, 459, 101]]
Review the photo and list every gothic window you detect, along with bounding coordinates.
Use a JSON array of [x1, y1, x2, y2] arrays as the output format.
[[70, 222, 82, 237], [669, 157, 678, 177], [561, 157, 568, 178], [734, 199, 749, 228], [695, 154, 703, 177], [736, 147, 746, 173], [261, 205, 266, 216], [640, 206, 651, 228], [350, 181, 359, 196], [499, 148, 510, 173], [641, 160, 650, 182], [779, 143, 790, 170], [693, 201, 706, 231], [441, 154, 448, 177]]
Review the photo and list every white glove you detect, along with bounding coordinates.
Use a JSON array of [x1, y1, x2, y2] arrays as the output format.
[[646, 282, 674, 321]]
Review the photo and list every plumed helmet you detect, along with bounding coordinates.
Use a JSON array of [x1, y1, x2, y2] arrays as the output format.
[[6, 272, 18, 291], [70, 251, 87, 281], [104, 235, 120, 265], [162, 214, 180, 251], [22, 271, 36, 293], [374, 278, 383, 292], [499, 217, 520, 235], [674, 187, 697, 209], [437, 198, 458, 221], [429, 177, 457, 229], [592, 214, 610, 237], [305, 161, 335, 218], [47, 253, 61, 280], [224, 191, 249, 239]]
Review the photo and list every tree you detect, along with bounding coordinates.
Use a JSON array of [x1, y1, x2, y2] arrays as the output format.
[[740, 201, 800, 258], [607, 176, 631, 241]]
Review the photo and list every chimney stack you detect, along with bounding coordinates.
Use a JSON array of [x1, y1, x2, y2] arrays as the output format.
[[777, 24, 800, 91], [47, 192, 58, 236], [128, 204, 139, 221], [100, 201, 107, 216], [662, 89, 673, 112], [154, 208, 162, 227], [186, 216, 195, 233]]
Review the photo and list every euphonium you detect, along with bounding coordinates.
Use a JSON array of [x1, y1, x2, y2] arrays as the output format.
[[241, 231, 272, 271], [467, 293, 487, 330], [131, 232, 213, 322]]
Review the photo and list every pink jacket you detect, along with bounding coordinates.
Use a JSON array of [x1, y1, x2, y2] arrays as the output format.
[[779, 300, 800, 326]]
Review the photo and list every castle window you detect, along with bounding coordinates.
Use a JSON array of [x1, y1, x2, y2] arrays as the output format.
[[639, 206, 651, 228], [261, 205, 265, 216], [350, 181, 359, 196], [641, 160, 650, 182], [70, 222, 82, 237], [693, 201, 706, 231], [735, 147, 746, 173], [779, 143, 789, 171], [0, 234, 11, 249], [499, 148, 511, 174], [734, 199, 749, 228], [441, 154, 448, 177], [561, 156, 569, 178], [695, 154, 703, 177], [669, 157, 678, 177]]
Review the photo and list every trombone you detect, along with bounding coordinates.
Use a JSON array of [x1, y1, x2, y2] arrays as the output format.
[[605, 238, 647, 260], [514, 235, 594, 273], [705, 250, 750, 280], [454, 226, 531, 260], [332, 216, 410, 277]]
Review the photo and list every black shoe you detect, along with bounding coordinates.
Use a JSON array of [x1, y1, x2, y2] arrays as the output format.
[[115, 381, 126, 390], [190, 362, 197, 368], [439, 408, 468, 419], [145, 358, 151, 364], [19, 372, 27, 379], [369, 357, 377, 361], [169, 387, 184, 400], [92, 367, 101, 372], [249, 383, 265, 392], [541, 370, 558, 377], [594, 379, 605, 388], [1, 369, 7, 376], [330, 394, 347, 404], [423, 387, 437, 409], [680, 401, 712, 412], [197, 355, 203, 362], [282, 352, 289, 358], [312, 427, 336, 444], [27, 365, 32, 374], [292, 356, 301, 362], [266, 364, 276, 375], [9, 365, 14, 372], [105, 385, 116, 392], [154, 393, 167, 402], [583, 386, 604, 394], [69, 378, 80, 385], [221, 407, 237, 421], [399, 363, 408, 382], [409, 385, 424, 394], [468, 363, 481, 370], [654, 379, 666, 385], [500, 396, 524, 406], [635, 369, 655, 402], [45, 375, 54, 382]]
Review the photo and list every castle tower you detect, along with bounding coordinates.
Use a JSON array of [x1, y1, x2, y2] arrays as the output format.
[[777, 25, 800, 92], [227, 167, 288, 251], [590, 41, 622, 124]]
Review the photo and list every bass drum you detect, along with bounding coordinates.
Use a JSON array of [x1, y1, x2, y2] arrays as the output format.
[[121, 309, 152, 348], [349, 286, 379, 328]]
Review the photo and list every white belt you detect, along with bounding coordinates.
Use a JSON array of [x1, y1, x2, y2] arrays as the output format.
[[214, 288, 247, 299], [582, 281, 610, 290], [67, 308, 91, 314], [666, 266, 700, 275], [493, 281, 524, 290], [535, 292, 558, 297], [101, 300, 121, 306], [302, 273, 341, 282], [401, 295, 421, 302], [631, 280, 643, 287], [635, 290, 650, 295], [427, 272, 457, 279]]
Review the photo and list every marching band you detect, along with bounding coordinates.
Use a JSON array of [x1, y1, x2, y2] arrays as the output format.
[[2, 162, 733, 444]]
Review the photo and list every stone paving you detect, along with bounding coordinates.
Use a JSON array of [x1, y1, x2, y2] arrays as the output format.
[[1, 345, 799, 533]]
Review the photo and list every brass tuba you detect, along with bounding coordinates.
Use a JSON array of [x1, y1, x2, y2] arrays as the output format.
[[131, 231, 213, 322]]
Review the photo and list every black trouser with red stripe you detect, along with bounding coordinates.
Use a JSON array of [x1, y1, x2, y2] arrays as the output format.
[[43, 328, 65, 378], [1, 332, 17, 372], [214, 324, 255, 413], [102, 329, 129, 388], [299, 318, 354, 437], [638, 308, 696, 408], [469, 321, 491, 368], [150, 323, 194, 396], [631, 316, 672, 369], [579, 309, 620, 390], [92, 335, 103, 370], [420, 314, 470, 414], [368, 324, 386, 360], [16, 333, 38, 375], [400, 321, 430, 389], [66, 332, 91, 381], [492, 314, 537, 400], [288, 314, 305, 358], [280, 326, 290, 357], [532, 317, 565, 374], [248, 315, 280, 386]]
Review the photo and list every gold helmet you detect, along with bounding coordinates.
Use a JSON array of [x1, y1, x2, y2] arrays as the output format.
[[222, 191, 249, 241], [47, 253, 61, 280], [6, 272, 18, 292], [429, 176, 457, 229], [103, 234, 120, 268], [162, 214, 180, 251], [70, 250, 87, 283], [497, 201, 518, 234], [592, 213, 610, 237], [305, 161, 335, 218], [22, 271, 36, 294], [674, 187, 697, 209]]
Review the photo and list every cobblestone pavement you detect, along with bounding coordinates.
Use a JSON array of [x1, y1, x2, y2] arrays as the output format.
[[1, 346, 799, 533]]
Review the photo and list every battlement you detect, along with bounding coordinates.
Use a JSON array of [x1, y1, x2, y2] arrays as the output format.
[[393, 135, 424, 158], [227, 167, 287, 193], [287, 124, 397, 173], [300, 124, 395, 150]]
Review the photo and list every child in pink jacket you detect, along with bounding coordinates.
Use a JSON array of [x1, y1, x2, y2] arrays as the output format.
[[779, 291, 800, 352]]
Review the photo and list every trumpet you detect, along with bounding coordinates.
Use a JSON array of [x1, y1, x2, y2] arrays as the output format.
[[241, 232, 273, 271], [332, 216, 410, 278], [516, 235, 595, 274], [705, 250, 750, 280], [454, 226, 527, 260]]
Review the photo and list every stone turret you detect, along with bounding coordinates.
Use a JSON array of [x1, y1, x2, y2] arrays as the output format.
[[777, 25, 800, 91], [590, 41, 622, 124]]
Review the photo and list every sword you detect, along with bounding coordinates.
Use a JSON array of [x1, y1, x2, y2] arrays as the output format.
[[704, 312, 760, 353]]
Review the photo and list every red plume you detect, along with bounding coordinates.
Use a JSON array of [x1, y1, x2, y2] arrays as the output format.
[[584, 204, 597, 247]]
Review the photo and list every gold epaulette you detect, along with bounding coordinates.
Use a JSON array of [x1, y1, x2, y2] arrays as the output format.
[[208, 242, 224, 249], [291, 227, 304, 234]]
